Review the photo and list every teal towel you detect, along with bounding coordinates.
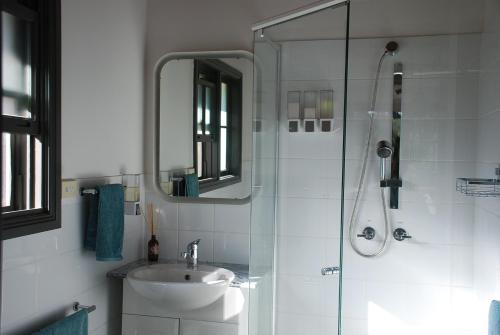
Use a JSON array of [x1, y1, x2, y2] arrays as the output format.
[[33, 309, 88, 335], [83, 194, 98, 251], [490, 300, 500, 335], [84, 184, 124, 261], [185, 173, 200, 197]]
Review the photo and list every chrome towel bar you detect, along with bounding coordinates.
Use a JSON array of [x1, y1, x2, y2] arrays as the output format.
[[80, 188, 98, 196], [73, 302, 96, 313]]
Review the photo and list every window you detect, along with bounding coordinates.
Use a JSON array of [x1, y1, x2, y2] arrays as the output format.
[[1, 0, 61, 239], [193, 60, 242, 193]]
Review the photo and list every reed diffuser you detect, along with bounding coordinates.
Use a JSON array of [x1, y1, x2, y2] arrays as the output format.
[[145, 203, 159, 262]]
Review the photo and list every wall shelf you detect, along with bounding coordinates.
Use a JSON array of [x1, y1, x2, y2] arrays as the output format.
[[456, 178, 500, 197], [457, 165, 500, 197]]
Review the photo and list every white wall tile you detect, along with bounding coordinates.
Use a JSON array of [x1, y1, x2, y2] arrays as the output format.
[[213, 233, 249, 265], [277, 236, 326, 276], [451, 246, 474, 287], [2, 195, 145, 334], [275, 313, 325, 335], [1, 264, 38, 328], [277, 197, 329, 238], [157, 229, 179, 260], [401, 119, 477, 162], [276, 275, 323, 315], [158, 200, 179, 231], [214, 204, 251, 234], [179, 203, 215, 232]]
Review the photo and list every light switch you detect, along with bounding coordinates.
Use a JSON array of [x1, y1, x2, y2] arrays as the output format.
[[62, 179, 79, 198]]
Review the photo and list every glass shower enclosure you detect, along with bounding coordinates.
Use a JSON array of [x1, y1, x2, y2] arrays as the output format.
[[250, 0, 488, 334], [250, 2, 350, 335]]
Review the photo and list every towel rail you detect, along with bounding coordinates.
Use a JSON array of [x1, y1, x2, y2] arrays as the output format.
[[73, 302, 96, 313], [80, 188, 98, 196]]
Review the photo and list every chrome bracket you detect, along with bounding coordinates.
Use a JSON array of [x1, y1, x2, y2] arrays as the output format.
[[321, 266, 340, 276]]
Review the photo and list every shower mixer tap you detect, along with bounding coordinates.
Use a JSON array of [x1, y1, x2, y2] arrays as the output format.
[[357, 226, 376, 240], [182, 239, 201, 268], [393, 228, 412, 241]]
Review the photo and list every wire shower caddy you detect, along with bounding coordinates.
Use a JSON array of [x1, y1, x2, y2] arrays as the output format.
[[456, 165, 500, 197]]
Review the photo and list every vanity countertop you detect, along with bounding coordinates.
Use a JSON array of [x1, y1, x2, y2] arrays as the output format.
[[107, 259, 249, 287]]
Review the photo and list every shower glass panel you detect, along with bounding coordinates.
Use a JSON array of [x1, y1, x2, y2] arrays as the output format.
[[250, 2, 350, 335], [341, 0, 483, 334], [249, 40, 280, 335]]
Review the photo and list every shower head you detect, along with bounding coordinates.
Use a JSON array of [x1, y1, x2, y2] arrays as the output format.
[[385, 41, 399, 56], [376, 140, 393, 158]]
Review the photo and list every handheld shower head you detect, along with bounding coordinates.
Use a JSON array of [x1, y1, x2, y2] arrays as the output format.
[[385, 41, 399, 56], [376, 140, 393, 158], [377, 140, 393, 182]]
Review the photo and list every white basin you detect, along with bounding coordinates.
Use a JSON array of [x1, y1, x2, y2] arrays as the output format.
[[126, 263, 235, 311]]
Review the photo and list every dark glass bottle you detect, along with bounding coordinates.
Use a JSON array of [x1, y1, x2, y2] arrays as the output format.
[[148, 234, 159, 262]]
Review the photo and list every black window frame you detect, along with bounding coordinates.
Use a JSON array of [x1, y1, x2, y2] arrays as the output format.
[[1, 0, 61, 240], [193, 59, 242, 194]]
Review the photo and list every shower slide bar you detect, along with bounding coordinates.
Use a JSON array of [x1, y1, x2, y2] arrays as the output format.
[[380, 62, 403, 209], [252, 0, 348, 31]]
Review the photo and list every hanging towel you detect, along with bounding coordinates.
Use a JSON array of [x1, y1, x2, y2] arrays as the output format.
[[84, 184, 124, 261], [185, 173, 200, 197], [490, 300, 500, 335], [33, 309, 88, 335]]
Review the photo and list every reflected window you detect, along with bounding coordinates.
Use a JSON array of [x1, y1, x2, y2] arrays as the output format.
[[193, 60, 242, 193]]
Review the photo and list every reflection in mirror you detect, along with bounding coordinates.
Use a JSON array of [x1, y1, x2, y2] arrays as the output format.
[[157, 54, 253, 200]]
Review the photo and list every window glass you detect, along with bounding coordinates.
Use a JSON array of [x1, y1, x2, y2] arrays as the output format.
[[197, 85, 203, 134], [197, 142, 203, 177], [220, 127, 227, 172], [2, 12, 32, 118], [204, 86, 212, 135], [221, 82, 227, 127], [1, 133, 43, 212], [2, 133, 12, 208]]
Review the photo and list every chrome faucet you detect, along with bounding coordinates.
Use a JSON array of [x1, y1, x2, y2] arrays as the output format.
[[182, 239, 201, 268]]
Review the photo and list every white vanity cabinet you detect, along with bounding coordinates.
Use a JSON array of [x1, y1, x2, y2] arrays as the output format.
[[122, 315, 179, 335], [121, 278, 249, 335], [180, 320, 238, 335]]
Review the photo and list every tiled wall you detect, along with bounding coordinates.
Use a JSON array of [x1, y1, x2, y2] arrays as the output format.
[[473, 0, 500, 332], [145, 193, 251, 266], [275, 34, 480, 335], [1, 188, 144, 335], [1, 0, 146, 333]]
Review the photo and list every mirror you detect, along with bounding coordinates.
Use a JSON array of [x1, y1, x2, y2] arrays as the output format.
[[154, 51, 253, 202]]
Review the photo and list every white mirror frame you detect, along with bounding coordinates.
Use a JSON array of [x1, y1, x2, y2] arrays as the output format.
[[153, 50, 254, 204]]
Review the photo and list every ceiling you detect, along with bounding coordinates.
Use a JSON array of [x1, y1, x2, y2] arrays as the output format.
[[260, 0, 485, 42]]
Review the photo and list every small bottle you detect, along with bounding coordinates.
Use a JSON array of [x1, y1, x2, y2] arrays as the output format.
[[148, 234, 159, 262]]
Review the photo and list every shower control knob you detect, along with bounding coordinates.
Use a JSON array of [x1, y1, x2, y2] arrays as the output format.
[[357, 227, 376, 240], [393, 228, 412, 241]]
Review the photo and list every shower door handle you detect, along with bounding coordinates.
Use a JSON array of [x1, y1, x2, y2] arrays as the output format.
[[321, 266, 340, 276]]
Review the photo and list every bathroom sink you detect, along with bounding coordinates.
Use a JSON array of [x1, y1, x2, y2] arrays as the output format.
[[126, 263, 235, 311]]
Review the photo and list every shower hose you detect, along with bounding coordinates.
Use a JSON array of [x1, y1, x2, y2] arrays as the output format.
[[347, 51, 392, 258]]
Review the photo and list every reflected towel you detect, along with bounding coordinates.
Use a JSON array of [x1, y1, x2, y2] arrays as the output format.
[[490, 300, 500, 335], [84, 184, 124, 261], [185, 173, 200, 197], [33, 309, 88, 335]]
